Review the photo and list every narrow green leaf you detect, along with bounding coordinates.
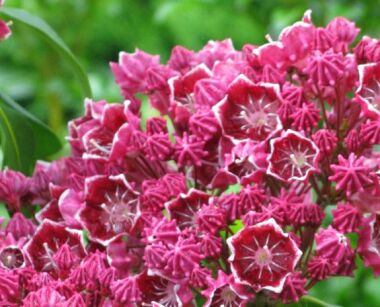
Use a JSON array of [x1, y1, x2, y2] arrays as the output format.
[[0, 7, 92, 98], [0, 93, 61, 157], [0, 103, 35, 172], [300, 295, 342, 307]]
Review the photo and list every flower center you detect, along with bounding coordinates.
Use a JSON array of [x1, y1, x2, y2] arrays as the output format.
[[290, 152, 306, 167], [255, 246, 272, 266], [220, 286, 237, 304]]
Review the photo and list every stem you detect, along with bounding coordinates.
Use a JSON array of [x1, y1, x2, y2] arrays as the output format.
[[317, 88, 330, 129], [310, 175, 323, 203], [300, 295, 341, 307], [334, 87, 344, 142]]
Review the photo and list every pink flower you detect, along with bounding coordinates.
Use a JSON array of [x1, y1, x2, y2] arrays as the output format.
[[111, 275, 141, 304], [277, 272, 307, 304], [213, 75, 283, 142], [315, 226, 354, 265], [268, 130, 320, 182], [24, 220, 86, 273], [111, 49, 160, 96], [312, 129, 338, 157], [356, 62, 380, 119], [0, 169, 30, 211], [308, 255, 336, 280], [332, 202, 362, 233], [291, 102, 320, 133], [78, 174, 140, 244], [304, 50, 346, 87], [202, 271, 251, 307], [166, 189, 210, 229], [329, 153, 373, 197], [358, 214, 380, 276], [227, 218, 302, 293], [137, 271, 193, 306], [326, 17, 360, 53]]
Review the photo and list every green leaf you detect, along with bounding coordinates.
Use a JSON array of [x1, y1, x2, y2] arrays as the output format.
[[0, 93, 61, 158], [0, 103, 35, 172], [0, 7, 92, 98], [0, 93, 62, 173]]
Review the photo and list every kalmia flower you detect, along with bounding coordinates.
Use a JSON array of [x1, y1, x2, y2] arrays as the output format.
[[268, 130, 320, 182], [332, 202, 362, 233], [358, 215, 380, 276], [277, 272, 307, 304], [308, 255, 336, 280], [202, 271, 251, 307], [329, 153, 373, 197], [213, 75, 283, 142], [312, 129, 338, 156], [227, 219, 302, 292]]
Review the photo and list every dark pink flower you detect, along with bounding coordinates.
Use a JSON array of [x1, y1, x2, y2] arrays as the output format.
[[195, 203, 226, 234], [78, 174, 140, 244], [166, 189, 210, 229], [24, 220, 86, 272], [0, 169, 30, 211], [332, 202, 362, 233], [6, 212, 36, 240], [111, 275, 141, 304], [0, 246, 26, 270], [137, 271, 193, 306], [291, 102, 320, 133], [173, 133, 207, 167], [62, 293, 86, 307], [288, 202, 325, 228], [326, 17, 360, 53], [111, 49, 160, 96], [304, 50, 346, 87], [312, 129, 338, 157], [277, 272, 307, 304], [227, 218, 302, 292], [23, 286, 65, 306], [361, 120, 380, 145], [315, 226, 354, 264], [308, 255, 336, 280], [358, 214, 380, 276], [0, 269, 19, 303], [202, 271, 251, 307], [213, 75, 283, 142], [329, 153, 373, 197], [268, 130, 320, 182], [356, 62, 380, 118], [164, 236, 202, 279]]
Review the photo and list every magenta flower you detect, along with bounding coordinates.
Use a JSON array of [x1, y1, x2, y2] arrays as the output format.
[[202, 271, 251, 307], [329, 153, 373, 197], [78, 174, 140, 244], [227, 219, 302, 292], [358, 215, 380, 276], [213, 75, 283, 142], [356, 62, 380, 118], [24, 220, 86, 273], [268, 130, 320, 182]]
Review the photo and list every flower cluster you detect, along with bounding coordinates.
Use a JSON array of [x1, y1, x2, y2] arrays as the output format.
[[1, 9, 380, 306]]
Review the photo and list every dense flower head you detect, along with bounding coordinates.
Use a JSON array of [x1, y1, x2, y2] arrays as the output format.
[[2, 8, 380, 305]]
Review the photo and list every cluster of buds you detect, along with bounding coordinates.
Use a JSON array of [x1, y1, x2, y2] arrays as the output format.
[[1, 9, 380, 306]]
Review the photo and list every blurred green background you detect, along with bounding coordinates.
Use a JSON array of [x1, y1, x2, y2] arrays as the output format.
[[0, 0, 379, 306]]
